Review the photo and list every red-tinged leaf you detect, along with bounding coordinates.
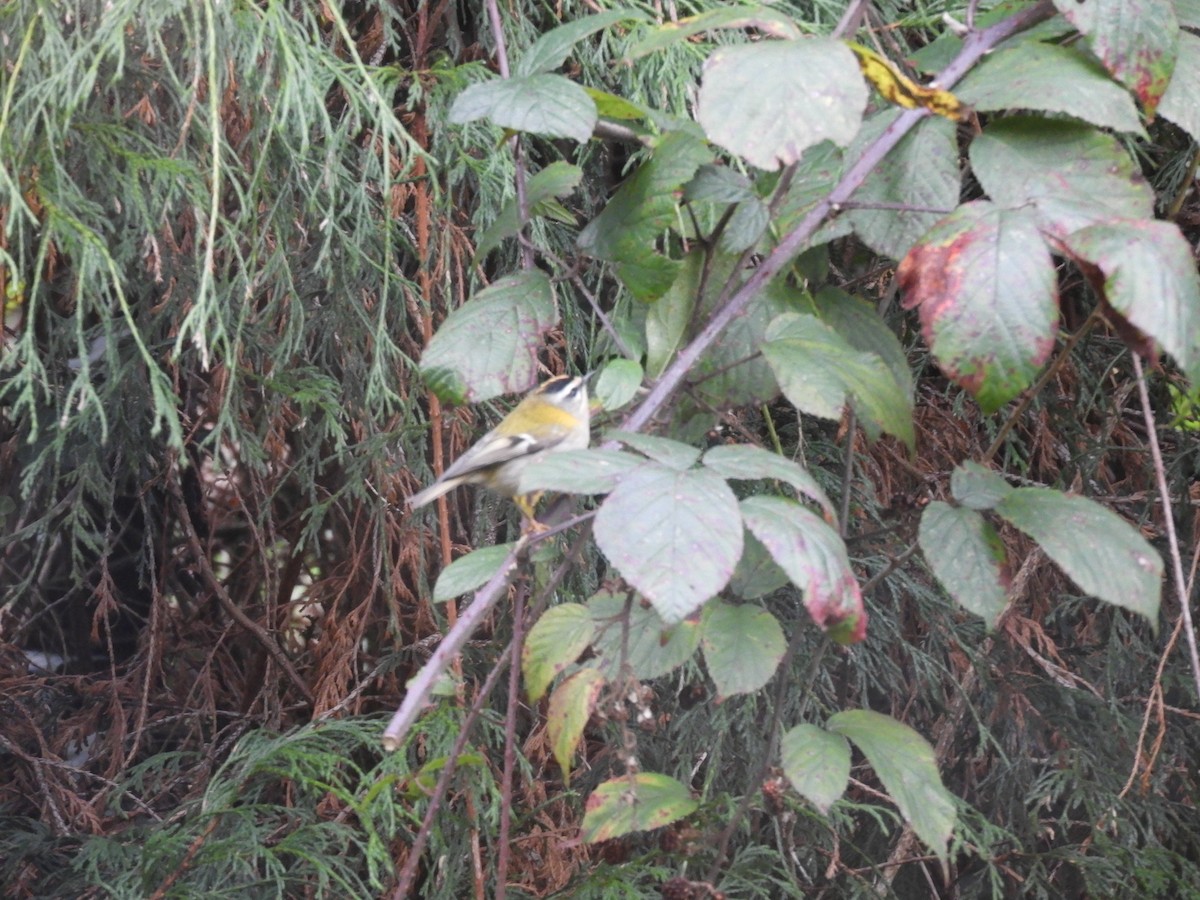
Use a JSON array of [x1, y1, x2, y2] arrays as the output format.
[[548, 668, 606, 783], [582, 773, 698, 843], [740, 496, 867, 644], [1057, 220, 1200, 384], [897, 201, 1058, 413], [1052, 0, 1178, 116]]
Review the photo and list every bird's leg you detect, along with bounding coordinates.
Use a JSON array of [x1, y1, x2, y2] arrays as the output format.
[[515, 491, 548, 535]]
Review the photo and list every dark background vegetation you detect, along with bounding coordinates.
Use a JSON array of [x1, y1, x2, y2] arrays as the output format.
[[2, 1, 1198, 897]]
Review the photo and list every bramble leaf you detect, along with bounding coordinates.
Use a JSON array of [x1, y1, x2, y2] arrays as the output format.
[[898, 201, 1057, 413]]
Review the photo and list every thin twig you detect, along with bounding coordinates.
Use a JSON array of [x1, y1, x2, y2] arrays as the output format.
[[484, 0, 533, 270], [169, 473, 313, 704], [704, 629, 827, 883], [839, 411, 858, 536], [1132, 353, 1200, 700], [390, 635, 518, 898], [389, 527, 593, 897], [983, 308, 1100, 464], [381, 513, 595, 751], [528, 238, 637, 359], [834, 0, 873, 38], [495, 580, 529, 900]]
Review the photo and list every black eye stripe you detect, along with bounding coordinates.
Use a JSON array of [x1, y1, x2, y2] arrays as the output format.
[[540, 376, 584, 400]]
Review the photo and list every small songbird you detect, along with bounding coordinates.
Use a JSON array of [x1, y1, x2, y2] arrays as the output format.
[[407, 374, 591, 522]]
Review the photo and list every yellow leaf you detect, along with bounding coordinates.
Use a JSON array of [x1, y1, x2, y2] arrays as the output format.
[[847, 42, 967, 122]]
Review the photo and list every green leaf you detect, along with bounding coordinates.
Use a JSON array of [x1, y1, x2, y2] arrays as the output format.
[[578, 130, 713, 301], [740, 496, 867, 644], [582, 773, 698, 843], [1058, 220, 1200, 385], [769, 141, 850, 248], [809, 287, 913, 406], [950, 461, 1013, 510], [517, 10, 642, 77], [700, 600, 786, 699], [519, 448, 644, 496], [449, 73, 597, 142], [728, 532, 791, 600], [684, 164, 757, 204], [433, 543, 518, 602], [608, 430, 701, 470], [897, 201, 1058, 413], [827, 710, 957, 859], [548, 668, 606, 783], [595, 358, 643, 411], [780, 724, 850, 814], [956, 41, 1145, 134], [697, 39, 867, 171], [996, 487, 1162, 627], [585, 87, 651, 121], [684, 165, 769, 252], [910, 8, 1075, 73], [703, 443, 835, 520], [762, 312, 914, 447], [1160, 31, 1200, 142], [625, 6, 804, 60], [1052, 0, 1178, 116], [969, 117, 1154, 240], [595, 464, 743, 624], [662, 251, 794, 408], [474, 162, 583, 258], [588, 590, 702, 681], [420, 270, 558, 402], [844, 112, 960, 261], [523, 604, 596, 702], [720, 199, 771, 253], [919, 502, 1009, 627], [645, 260, 695, 379]]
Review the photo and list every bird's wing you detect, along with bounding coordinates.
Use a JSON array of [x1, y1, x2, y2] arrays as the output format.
[[437, 429, 561, 482]]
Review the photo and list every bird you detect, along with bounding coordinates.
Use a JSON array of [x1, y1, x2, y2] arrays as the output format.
[[407, 374, 591, 524]]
